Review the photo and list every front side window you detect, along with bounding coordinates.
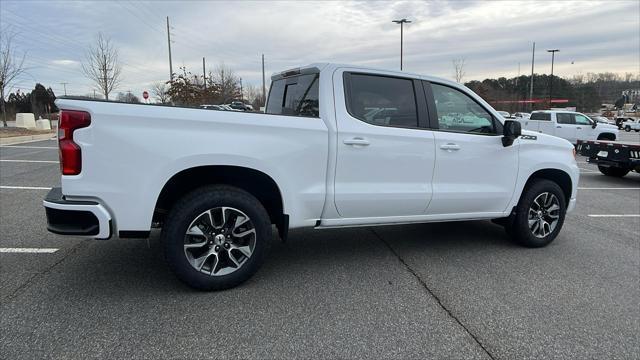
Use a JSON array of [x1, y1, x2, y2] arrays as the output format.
[[556, 113, 574, 124], [266, 74, 319, 117], [345, 73, 418, 128], [431, 83, 496, 134], [574, 114, 592, 125]]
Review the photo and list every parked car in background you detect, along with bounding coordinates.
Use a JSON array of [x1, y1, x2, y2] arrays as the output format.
[[514, 112, 531, 119], [220, 104, 242, 112], [621, 118, 640, 132], [517, 110, 618, 144], [497, 111, 511, 119], [590, 115, 615, 126], [45, 63, 579, 290], [200, 105, 225, 111], [229, 101, 250, 111], [616, 117, 638, 129]]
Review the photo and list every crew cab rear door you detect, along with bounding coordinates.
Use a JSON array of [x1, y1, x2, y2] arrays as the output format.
[[332, 70, 435, 218], [554, 113, 577, 144]]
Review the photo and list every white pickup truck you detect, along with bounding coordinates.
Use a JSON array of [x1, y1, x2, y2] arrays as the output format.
[[44, 63, 579, 290], [518, 110, 618, 144]]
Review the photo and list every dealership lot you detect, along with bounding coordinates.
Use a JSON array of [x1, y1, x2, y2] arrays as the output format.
[[1, 134, 638, 359]]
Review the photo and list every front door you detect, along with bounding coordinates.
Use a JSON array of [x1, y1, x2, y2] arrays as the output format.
[[574, 113, 595, 141], [333, 72, 435, 218], [426, 82, 518, 215]]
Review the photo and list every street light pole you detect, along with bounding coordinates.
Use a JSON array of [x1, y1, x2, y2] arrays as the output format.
[[547, 49, 559, 106], [392, 18, 411, 71]]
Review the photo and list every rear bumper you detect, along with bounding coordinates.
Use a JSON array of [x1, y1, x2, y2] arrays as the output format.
[[43, 187, 112, 240]]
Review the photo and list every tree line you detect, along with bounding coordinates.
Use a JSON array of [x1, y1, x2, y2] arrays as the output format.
[[465, 72, 639, 113]]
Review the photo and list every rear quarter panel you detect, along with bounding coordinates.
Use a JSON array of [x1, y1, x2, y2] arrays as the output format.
[[56, 100, 329, 231]]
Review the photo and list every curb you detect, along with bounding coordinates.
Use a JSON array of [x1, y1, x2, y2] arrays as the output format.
[[0, 133, 57, 145]]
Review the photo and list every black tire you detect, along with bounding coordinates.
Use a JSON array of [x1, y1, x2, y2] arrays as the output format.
[[508, 179, 566, 248], [625, 126, 631, 132], [598, 165, 630, 177], [162, 185, 271, 290]]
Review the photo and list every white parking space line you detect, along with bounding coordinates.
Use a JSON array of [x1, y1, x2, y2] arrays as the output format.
[[0, 159, 58, 163], [0, 248, 59, 253], [0, 145, 57, 149], [587, 214, 640, 218], [578, 187, 640, 190], [578, 167, 599, 173], [0, 186, 52, 190]]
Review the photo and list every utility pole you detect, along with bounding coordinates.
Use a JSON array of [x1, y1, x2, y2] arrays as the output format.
[[529, 42, 535, 110], [261, 54, 266, 106], [202, 57, 206, 90], [392, 18, 411, 71], [59, 82, 68, 96], [93, 89, 96, 99], [239, 77, 243, 102], [167, 16, 173, 82], [547, 49, 560, 107]]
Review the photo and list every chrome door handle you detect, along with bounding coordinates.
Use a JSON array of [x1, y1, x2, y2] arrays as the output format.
[[343, 137, 370, 146], [556, 126, 562, 128], [440, 143, 461, 151], [576, 127, 582, 129]]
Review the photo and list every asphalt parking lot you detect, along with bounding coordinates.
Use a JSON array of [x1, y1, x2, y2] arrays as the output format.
[[1, 133, 639, 359]]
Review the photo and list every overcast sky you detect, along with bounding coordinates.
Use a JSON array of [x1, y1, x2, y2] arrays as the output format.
[[2, 0, 639, 98]]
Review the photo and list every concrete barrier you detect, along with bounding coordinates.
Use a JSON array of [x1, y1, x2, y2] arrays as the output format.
[[36, 119, 51, 130], [16, 113, 36, 129]]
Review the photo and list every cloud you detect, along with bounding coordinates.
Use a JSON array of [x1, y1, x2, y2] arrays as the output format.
[[50, 59, 80, 67], [2, 0, 638, 97]]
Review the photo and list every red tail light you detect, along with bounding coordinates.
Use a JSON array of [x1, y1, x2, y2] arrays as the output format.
[[58, 110, 91, 175]]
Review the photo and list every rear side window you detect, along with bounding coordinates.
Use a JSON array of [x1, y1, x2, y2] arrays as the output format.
[[344, 73, 418, 128], [266, 74, 319, 117], [530, 112, 551, 121], [556, 113, 574, 124]]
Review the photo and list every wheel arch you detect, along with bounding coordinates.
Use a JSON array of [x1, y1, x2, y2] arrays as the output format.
[[523, 168, 572, 206], [154, 165, 286, 234], [597, 132, 616, 140]]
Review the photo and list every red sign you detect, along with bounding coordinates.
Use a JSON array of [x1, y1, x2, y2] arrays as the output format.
[[142, 91, 149, 100]]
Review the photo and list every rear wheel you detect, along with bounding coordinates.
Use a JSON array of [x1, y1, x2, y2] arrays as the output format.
[[507, 179, 566, 248], [162, 185, 271, 290], [625, 126, 631, 132], [598, 165, 630, 177]]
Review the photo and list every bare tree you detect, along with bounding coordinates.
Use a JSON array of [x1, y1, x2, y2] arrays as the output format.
[[82, 33, 122, 100], [0, 28, 26, 127], [152, 82, 171, 103], [452, 58, 466, 83], [211, 63, 240, 104]]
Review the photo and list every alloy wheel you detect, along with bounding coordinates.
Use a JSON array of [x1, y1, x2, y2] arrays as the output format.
[[528, 192, 560, 238], [183, 207, 256, 276]]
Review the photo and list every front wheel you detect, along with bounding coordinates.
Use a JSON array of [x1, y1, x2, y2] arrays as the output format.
[[507, 179, 566, 248], [598, 165, 630, 177], [162, 185, 272, 290], [625, 126, 631, 132]]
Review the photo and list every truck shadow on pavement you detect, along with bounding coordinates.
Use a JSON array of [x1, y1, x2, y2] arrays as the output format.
[[55, 220, 518, 295]]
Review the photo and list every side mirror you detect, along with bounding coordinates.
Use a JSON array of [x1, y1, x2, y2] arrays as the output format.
[[591, 121, 597, 129], [502, 120, 521, 147]]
